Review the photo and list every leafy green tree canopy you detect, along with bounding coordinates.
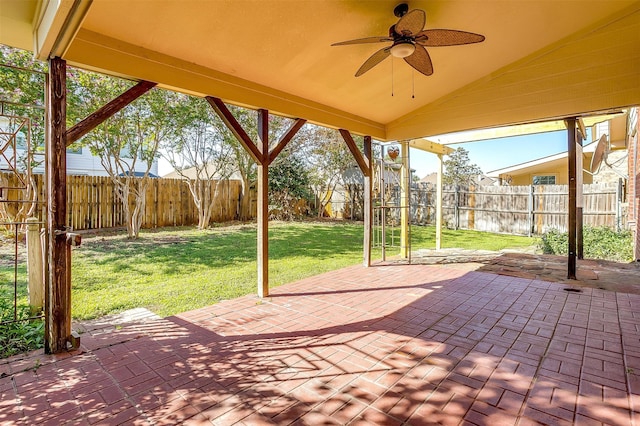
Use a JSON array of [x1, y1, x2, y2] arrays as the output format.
[[443, 147, 483, 186]]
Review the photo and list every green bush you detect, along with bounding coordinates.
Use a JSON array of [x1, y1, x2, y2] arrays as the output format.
[[0, 300, 44, 359], [539, 226, 633, 262]]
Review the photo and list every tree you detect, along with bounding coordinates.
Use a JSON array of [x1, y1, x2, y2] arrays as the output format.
[[268, 150, 311, 220], [443, 147, 482, 186], [67, 70, 177, 238], [298, 126, 358, 217], [163, 95, 234, 229], [0, 46, 47, 228], [222, 106, 299, 220]]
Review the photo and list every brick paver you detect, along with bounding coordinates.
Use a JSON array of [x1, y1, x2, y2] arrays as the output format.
[[1, 264, 638, 425]]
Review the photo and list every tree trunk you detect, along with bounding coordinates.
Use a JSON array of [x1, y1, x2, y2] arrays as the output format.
[[238, 174, 253, 221]]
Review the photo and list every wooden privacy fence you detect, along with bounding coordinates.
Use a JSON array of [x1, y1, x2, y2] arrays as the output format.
[[1, 172, 252, 231], [412, 182, 627, 235]]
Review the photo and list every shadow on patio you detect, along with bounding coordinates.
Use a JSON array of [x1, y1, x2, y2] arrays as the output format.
[[1, 263, 638, 425]]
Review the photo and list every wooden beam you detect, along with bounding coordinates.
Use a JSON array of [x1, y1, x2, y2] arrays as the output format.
[[566, 117, 577, 279], [206, 96, 262, 163], [577, 118, 587, 141], [46, 57, 70, 353], [339, 129, 370, 176], [256, 110, 269, 297], [66, 81, 157, 145], [257, 109, 269, 157], [409, 139, 454, 155], [268, 118, 306, 165], [363, 136, 372, 267]]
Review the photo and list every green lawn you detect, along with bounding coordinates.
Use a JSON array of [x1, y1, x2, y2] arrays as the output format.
[[70, 222, 536, 320]]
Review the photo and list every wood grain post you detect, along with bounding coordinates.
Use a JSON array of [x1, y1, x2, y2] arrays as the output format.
[[363, 136, 372, 267], [567, 117, 577, 280], [400, 142, 409, 259], [46, 57, 71, 353], [436, 154, 443, 250], [26, 217, 44, 313], [576, 136, 584, 260], [257, 109, 269, 298]]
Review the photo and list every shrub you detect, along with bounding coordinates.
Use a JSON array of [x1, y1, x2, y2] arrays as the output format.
[[539, 226, 633, 262], [0, 299, 44, 359]]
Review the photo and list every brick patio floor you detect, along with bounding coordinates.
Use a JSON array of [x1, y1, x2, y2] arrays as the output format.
[[1, 264, 639, 425]]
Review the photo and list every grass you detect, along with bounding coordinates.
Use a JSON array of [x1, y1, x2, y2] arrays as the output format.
[[0, 264, 44, 358], [70, 221, 536, 320]]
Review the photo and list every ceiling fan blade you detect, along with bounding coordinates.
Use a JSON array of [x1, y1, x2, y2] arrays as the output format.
[[395, 9, 426, 36], [404, 45, 433, 76], [332, 36, 393, 46], [355, 47, 391, 77], [415, 29, 485, 46]]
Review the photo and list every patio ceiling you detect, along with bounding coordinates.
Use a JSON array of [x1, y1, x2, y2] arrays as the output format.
[[1, 0, 639, 141]]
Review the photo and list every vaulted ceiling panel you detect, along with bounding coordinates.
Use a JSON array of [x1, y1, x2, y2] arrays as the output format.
[[1, 0, 638, 140]]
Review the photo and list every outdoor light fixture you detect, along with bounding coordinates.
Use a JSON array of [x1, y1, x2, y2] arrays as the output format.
[[390, 42, 415, 58]]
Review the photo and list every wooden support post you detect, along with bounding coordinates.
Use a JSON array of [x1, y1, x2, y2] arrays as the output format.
[[566, 117, 577, 280], [400, 142, 409, 258], [257, 109, 269, 298], [46, 57, 71, 353], [338, 130, 372, 266], [207, 98, 305, 296], [577, 135, 584, 260], [363, 136, 372, 267], [26, 217, 44, 313], [436, 154, 443, 250], [528, 185, 534, 237]]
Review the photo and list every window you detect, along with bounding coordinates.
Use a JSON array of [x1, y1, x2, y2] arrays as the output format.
[[532, 175, 556, 185], [67, 144, 82, 154]]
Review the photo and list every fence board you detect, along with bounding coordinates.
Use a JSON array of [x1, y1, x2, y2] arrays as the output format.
[[1, 172, 251, 231], [410, 182, 626, 235]]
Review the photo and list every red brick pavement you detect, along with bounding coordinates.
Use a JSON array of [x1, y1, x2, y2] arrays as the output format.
[[1, 264, 638, 425]]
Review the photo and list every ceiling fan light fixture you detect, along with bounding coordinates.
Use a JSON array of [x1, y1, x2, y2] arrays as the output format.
[[390, 42, 415, 58]]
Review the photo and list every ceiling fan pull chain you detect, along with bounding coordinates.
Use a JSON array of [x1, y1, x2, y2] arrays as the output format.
[[391, 57, 395, 96], [412, 70, 415, 99]]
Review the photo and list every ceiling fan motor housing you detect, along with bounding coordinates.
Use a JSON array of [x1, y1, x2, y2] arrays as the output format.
[[394, 3, 409, 18]]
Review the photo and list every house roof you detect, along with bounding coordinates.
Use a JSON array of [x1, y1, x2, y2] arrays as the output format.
[[487, 140, 598, 177], [1, 1, 639, 141]]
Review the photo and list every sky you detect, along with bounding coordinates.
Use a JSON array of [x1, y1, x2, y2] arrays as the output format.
[[410, 130, 572, 179]]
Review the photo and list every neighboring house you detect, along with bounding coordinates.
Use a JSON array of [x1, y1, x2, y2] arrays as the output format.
[[1, 113, 159, 177], [419, 173, 496, 187], [487, 113, 629, 186], [0, 144, 159, 177]]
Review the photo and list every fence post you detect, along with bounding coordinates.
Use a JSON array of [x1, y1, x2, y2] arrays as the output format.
[[617, 178, 623, 231], [26, 217, 44, 313], [454, 185, 460, 230], [528, 185, 534, 236]]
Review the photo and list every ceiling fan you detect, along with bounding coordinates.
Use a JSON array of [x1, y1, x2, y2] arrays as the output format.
[[332, 3, 485, 77]]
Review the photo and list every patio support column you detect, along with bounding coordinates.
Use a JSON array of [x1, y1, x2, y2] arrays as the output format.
[[46, 57, 70, 353], [207, 97, 306, 296], [257, 109, 269, 298], [577, 135, 584, 260], [566, 117, 577, 279], [339, 130, 372, 266], [400, 141, 409, 259], [363, 136, 372, 266], [436, 154, 443, 250]]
